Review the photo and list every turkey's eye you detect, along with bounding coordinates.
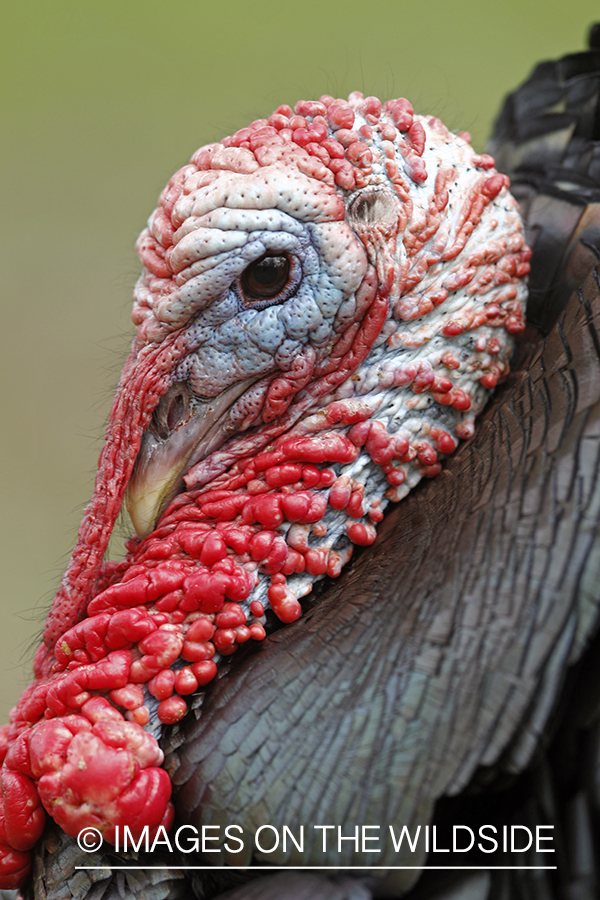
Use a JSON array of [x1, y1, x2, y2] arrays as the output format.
[[241, 255, 292, 302]]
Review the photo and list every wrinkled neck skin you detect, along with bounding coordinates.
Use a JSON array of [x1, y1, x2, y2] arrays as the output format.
[[0, 92, 529, 892]]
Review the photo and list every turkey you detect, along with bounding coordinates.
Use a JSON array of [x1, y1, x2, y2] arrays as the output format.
[[3, 28, 600, 900]]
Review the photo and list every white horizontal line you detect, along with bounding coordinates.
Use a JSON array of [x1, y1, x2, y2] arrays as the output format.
[[76, 866, 558, 871]]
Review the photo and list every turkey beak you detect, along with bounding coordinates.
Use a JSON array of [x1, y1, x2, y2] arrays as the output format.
[[125, 379, 252, 538]]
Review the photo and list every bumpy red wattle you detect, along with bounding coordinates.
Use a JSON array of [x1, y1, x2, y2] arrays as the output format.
[[0, 90, 530, 888]]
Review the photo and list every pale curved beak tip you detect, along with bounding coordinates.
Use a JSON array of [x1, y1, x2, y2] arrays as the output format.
[[125, 476, 175, 539]]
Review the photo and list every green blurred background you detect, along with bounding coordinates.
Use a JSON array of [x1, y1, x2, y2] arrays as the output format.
[[1, 0, 598, 722]]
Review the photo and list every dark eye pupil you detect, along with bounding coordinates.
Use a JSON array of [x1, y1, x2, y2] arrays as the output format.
[[254, 257, 286, 285], [241, 255, 290, 301]]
